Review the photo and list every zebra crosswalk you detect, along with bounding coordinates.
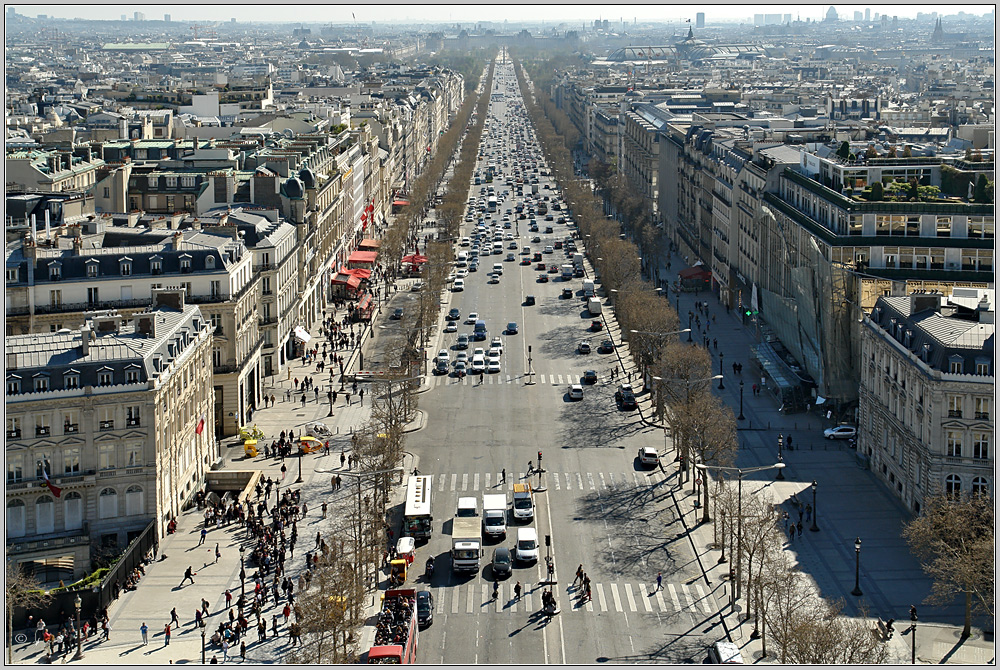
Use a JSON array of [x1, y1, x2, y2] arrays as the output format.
[[430, 579, 718, 622], [431, 469, 670, 493], [428, 371, 611, 387]]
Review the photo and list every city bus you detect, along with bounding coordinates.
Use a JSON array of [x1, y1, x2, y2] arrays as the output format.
[[487, 195, 497, 212], [402, 475, 433, 540]]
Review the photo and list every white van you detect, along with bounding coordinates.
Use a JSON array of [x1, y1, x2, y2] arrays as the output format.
[[493, 263, 503, 275], [453, 279, 465, 292], [492, 241, 503, 254], [456, 496, 478, 517], [707, 641, 745, 664], [515, 527, 538, 564]]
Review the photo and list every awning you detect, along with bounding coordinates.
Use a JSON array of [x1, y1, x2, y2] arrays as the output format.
[[393, 199, 410, 207], [679, 265, 712, 280], [337, 266, 372, 280], [347, 250, 377, 265], [401, 254, 429, 264], [294, 326, 312, 343], [358, 238, 380, 251], [357, 294, 372, 311], [331, 273, 361, 290]]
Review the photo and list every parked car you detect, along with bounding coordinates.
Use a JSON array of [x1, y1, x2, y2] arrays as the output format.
[[638, 447, 659, 467], [616, 383, 638, 410]]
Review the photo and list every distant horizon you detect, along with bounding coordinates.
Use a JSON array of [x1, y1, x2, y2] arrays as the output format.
[[8, 3, 996, 26]]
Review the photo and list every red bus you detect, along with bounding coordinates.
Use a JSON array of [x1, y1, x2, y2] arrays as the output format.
[[367, 589, 417, 664]]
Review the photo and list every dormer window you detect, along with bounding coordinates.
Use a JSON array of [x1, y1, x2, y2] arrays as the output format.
[[975, 358, 990, 376], [64, 370, 80, 389], [97, 368, 113, 386], [7, 376, 21, 395], [180, 255, 192, 273], [921, 343, 931, 362], [48, 262, 62, 281], [182, 175, 196, 188], [948, 355, 964, 374], [152, 356, 162, 373], [206, 255, 216, 269], [86, 260, 99, 277], [6, 268, 19, 282], [904, 330, 913, 348], [33, 374, 50, 392], [125, 365, 140, 383], [166, 175, 177, 188], [147, 175, 158, 188], [151, 256, 162, 275], [119, 257, 132, 276]]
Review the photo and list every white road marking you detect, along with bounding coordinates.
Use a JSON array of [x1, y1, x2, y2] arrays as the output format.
[[563, 472, 571, 490], [439, 474, 446, 492], [552, 472, 560, 490], [668, 583, 682, 612], [595, 583, 608, 612], [694, 583, 714, 615], [462, 473, 469, 491], [637, 584, 652, 612], [473, 473, 480, 491], [599, 472, 607, 489], [624, 583, 638, 612], [655, 589, 668, 612], [587, 473, 596, 490], [610, 583, 623, 612], [450, 474, 457, 492], [452, 585, 460, 613], [577, 473, 584, 489]]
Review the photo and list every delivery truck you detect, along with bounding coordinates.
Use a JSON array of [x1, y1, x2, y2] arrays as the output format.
[[588, 297, 602, 316]]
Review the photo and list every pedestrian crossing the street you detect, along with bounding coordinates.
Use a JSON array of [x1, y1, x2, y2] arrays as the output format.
[[427, 371, 614, 387], [431, 469, 671, 494], [427, 579, 717, 622]]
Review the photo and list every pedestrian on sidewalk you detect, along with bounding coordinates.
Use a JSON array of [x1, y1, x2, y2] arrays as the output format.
[[199, 528, 207, 546], [140, 622, 148, 645], [501, 468, 506, 484], [215, 543, 221, 564], [335, 475, 342, 490], [180, 566, 195, 586], [280, 464, 287, 481], [222, 638, 230, 662], [796, 521, 803, 537], [170, 607, 180, 626], [340, 452, 346, 468], [321, 502, 328, 519], [656, 572, 663, 591], [359, 388, 365, 405], [163, 624, 171, 646], [240, 640, 246, 661], [202, 598, 210, 616]]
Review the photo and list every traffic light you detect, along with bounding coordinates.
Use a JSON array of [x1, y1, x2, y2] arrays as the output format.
[[537, 450, 542, 463], [545, 534, 551, 547]]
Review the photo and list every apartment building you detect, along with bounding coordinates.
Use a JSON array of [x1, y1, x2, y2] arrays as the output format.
[[5, 292, 214, 580], [859, 289, 993, 512], [6, 146, 105, 192]]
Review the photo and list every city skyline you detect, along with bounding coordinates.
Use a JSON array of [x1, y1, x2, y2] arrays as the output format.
[[9, 3, 995, 25]]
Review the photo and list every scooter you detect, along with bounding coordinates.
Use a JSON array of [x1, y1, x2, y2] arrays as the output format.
[[425, 558, 435, 579]]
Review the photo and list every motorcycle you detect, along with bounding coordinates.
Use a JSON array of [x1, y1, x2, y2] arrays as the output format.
[[425, 558, 435, 579]]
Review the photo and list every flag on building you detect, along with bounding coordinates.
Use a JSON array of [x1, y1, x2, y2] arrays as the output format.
[[195, 413, 206, 435], [41, 467, 62, 498]]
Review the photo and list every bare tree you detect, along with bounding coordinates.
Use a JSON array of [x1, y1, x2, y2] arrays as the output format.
[[903, 492, 995, 637], [5, 563, 51, 663], [683, 395, 737, 521], [290, 551, 365, 663]]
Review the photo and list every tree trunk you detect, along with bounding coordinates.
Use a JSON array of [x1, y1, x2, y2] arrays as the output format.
[[963, 590, 972, 638], [701, 481, 711, 524]]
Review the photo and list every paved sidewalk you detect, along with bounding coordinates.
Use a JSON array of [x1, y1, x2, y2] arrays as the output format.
[[611, 245, 995, 664], [10, 287, 428, 665]]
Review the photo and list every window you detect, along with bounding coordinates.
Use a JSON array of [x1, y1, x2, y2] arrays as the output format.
[[151, 257, 162, 275], [967, 216, 994, 240], [33, 376, 49, 392], [103, 186, 110, 198], [99, 487, 118, 519], [182, 175, 196, 188], [35, 495, 55, 534], [64, 371, 80, 389], [165, 176, 177, 188], [180, 257, 191, 272], [87, 287, 100, 305], [213, 348, 222, 367], [262, 277, 271, 294], [210, 280, 221, 297], [64, 491, 83, 531], [974, 397, 990, 419], [48, 262, 61, 280], [211, 314, 222, 336], [98, 370, 113, 386], [7, 455, 23, 483], [975, 360, 991, 376], [63, 448, 80, 474], [971, 477, 990, 495], [35, 455, 52, 479], [936, 217, 952, 237], [6, 268, 19, 282], [7, 378, 20, 395], [125, 485, 145, 516], [946, 431, 963, 457], [62, 409, 79, 433], [98, 444, 116, 470], [120, 260, 132, 276], [6, 416, 21, 438], [98, 405, 115, 431], [125, 442, 142, 467], [948, 395, 963, 418], [49, 290, 62, 307], [973, 433, 990, 460], [945, 474, 961, 496], [126, 405, 141, 427], [206, 256, 216, 270], [125, 368, 140, 384]]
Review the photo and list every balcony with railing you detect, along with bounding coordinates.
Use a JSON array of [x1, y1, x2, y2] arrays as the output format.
[[126, 417, 141, 427], [64, 423, 79, 434], [7, 428, 22, 439], [35, 426, 51, 437], [99, 419, 115, 431]]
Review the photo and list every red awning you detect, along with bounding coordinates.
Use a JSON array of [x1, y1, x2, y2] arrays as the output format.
[[679, 266, 712, 280], [358, 238, 380, 250], [347, 250, 378, 265], [331, 273, 361, 290], [401, 254, 429, 264], [350, 268, 372, 279], [393, 199, 410, 207], [358, 294, 372, 311]]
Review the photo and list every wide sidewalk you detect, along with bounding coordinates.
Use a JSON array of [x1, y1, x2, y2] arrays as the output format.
[[11, 282, 427, 666], [604, 244, 993, 665]]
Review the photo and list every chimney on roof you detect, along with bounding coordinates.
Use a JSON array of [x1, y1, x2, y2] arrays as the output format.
[[909, 293, 940, 315], [171, 231, 183, 250], [977, 295, 994, 324], [80, 324, 92, 356], [48, 154, 60, 173], [134, 312, 157, 337], [152, 287, 185, 311], [72, 234, 83, 255]]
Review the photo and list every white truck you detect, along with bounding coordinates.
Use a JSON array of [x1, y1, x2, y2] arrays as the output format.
[[572, 253, 585, 270], [481, 494, 508, 538], [512, 483, 534, 521], [451, 517, 483, 573], [587, 297, 602, 316], [583, 279, 595, 298]]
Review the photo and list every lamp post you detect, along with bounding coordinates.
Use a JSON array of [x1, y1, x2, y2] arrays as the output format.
[[776, 434, 785, 480], [687, 313, 693, 341], [718, 352, 725, 389], [73, 594, 84, 660], [717, 510, 727, 564], [738, 380, 745, 421], [696, 462, 786, 612], [201, 625, 206, 664], [239, 545, 246, 601], [328, 386, 334, 417], [810, 480, 819, 532], [296, 445, 303, 483], [909, 606, 917, 664], [851, 537, 863, 596]]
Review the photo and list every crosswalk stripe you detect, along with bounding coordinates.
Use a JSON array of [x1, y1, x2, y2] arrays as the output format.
[[496, 586, 503, 613], [585, 593, 594, 612], [638, 584, 652, 612], [473, 473, 480, 491], [439, 474, 446, 492], [624, 583, 637, 612], [596, 583, 608, 612], [524, 583, 532, 611], [462, 473, 469, 491], [450, 474, 457, 492], [610, 583, 623, 612], [452, 585, 461, 613], [576, 473, 584, 489], [681, 583, 696, 612], [484, 472, 491, 490], [539, 374, 546, 384], [553, 472, 560, 490], [655, 589, 667, 612], [668, 584, 682, 612], [632, 472, 641, 487], [479, 584, 486, 611], [608, 471, 615, 487], [437, 591, 445, 614], [694, 583, 714, 615], [506, 375, 512, 384], [462, 376, 468, 385], [599, 472, 607, 489], [564, 472, 571, 490], [587, 473, 595, 490]]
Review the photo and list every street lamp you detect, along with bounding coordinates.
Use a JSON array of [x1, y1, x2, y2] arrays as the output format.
[[776, 434, 785, 480], [718, 352, 725, 390], [296, 444, 304, 483], [695, 462, 786, 615], [810, 480, 819, 532], [239, 545, 246, 601], [328, 386, 335, 417], [851, 537, 863, 596], [738, 380, 745, 420], [73, 594, 84, 660], [201, 625, 206, 664], [687, 313, 693, 341]]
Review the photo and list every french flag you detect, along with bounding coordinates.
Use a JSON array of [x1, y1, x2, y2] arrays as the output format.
[[41, 467, 62, 499]]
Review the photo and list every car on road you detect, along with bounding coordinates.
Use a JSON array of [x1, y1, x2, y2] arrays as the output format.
[[824, 425, 857, 440], [536, 262, 547, 270], [568, 384, 584, 400], [543, 246, 553, 254], [638, 447, 659, 467], [469, 262, 479, 272], [524, 295, 535, 306], [561, 287, 573, 299], [487, 356, 501, 373], [456, 334, 470, 350], [448, 307, 461, 320], [583, 370, 598, 384], [591, 320, 603, 331], [521, 257, 532, 265], [471, 355, 486, 373], [548, 264, 559, 273], [598, 339, 615, 354], [453, 361, 467, 377], [537, 274, 549, 283], [491, 547, 512, 578], [578, 340, 591, 354], [466, 313, 479, 324], [437, 349, 450, 364], [391, 308, 403, 320], [434, 359, 449, 375], [411, 281, 424, 291], [489, 273, 501, 284], [506, 253, 516, 262], [506, 322, 518, 334], [452, 279, 464, 291], [616, 383, 638, 410], [416, 590, 434, 627], [444, 321, 458, 333]]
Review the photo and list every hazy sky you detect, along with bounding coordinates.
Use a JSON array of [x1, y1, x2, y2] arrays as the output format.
[[10, 3, 995, 25]]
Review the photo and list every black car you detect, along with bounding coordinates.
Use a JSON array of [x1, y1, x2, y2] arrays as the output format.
[[416, 590, 434, 627], [492, 547, 513, 578], [448, 308, 461, 321], [561, 287, 573, 299], [583, 370, 598, 384], [391, 308, 403, 320], [616, 383, 638, 410], [524, 295, 536, 306], [598, 339, 615, 354]]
